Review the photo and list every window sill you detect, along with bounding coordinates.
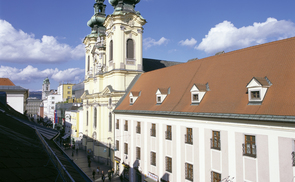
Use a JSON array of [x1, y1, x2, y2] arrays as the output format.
[[243, 154, 256, 158], [211, 147, 221, 151]]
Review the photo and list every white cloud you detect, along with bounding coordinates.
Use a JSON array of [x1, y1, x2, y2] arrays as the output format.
[[143, 37, 169, 49], [179, 38, 197, 47], [0, 65, 84, 84], [0, 19, 84, 63], [196, 18, 295, 54]]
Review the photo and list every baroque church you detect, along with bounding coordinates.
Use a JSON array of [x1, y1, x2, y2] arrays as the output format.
[[81, 0, 176, 166]]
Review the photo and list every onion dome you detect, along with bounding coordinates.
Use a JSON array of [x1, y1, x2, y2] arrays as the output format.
[[43, 77, 50, 84], [87, 0, 107, 37], [109, 0, 140, 12]]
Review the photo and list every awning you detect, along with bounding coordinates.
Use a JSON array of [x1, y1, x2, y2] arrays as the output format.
[[62, 133, 71, 139], [144, 178, 156, 182]]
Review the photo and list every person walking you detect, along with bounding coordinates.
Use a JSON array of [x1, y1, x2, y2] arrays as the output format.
[[101, 171, 105, 182], [92, 169, 96, 180], [108, 169, 112, 181], [111, 168, 114, 177], [96, 167, 100, 175]]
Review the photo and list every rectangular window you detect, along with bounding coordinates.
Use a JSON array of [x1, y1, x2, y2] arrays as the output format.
[[243, 135, 256, 157], [157, 96, 161, 103], [211, 131, 221, 150], [166, 157, 172, 173], [52, 97, 54, 99], [116, 119, 119, 129], [136, 147, 141, 160], [166, 125, 172, 140], [151, 123, 156, 137], [68, 86, 71, 89], [211, 171, 221, 182], [185, 128, 193, 144], [67, 91, 71, 94], [51, 101, 54, 104], [124, 120, 128, 131], [116, 140, 119, 151], [151, 152, 156, 166], [192, 93, 199, 101], [136, 122, 141, 134], [251, 91, 260, 99], [185, 163, 193, 181], [124, 143, 128, 155], [86, 111, 88, 126]]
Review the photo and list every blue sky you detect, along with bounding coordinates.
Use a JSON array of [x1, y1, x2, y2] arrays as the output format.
[[0, 0, 295, 91]]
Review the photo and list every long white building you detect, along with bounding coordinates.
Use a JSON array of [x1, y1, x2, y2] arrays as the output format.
[[114, 37, 295, 182]]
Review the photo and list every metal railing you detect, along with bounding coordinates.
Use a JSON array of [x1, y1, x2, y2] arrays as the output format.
[[35, 129, 74, 182]]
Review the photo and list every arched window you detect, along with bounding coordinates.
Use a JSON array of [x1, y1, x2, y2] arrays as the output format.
[[87, 55, 90, 72], [86, 111, 89, 126], [94, 107, 97, 128], [109, 112, 112, 131], [126, 39, 134, 59], [109, 40, 113, 61]]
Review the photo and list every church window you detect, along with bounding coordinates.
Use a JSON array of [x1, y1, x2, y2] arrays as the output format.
[[110, 40, 113, 61], [94, 107, 97, 128], [87, 111, 89, 126], [126, 39, 134, 59], [88, 55, 90, 71], [109, 112, 112, 131]]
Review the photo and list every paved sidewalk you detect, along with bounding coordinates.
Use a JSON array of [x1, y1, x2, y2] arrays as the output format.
[[64, 148, 121, 182]]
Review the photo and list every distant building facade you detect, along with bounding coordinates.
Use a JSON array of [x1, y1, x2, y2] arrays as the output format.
[[57, 83, 75, 101], [26, 97, 42, 116]]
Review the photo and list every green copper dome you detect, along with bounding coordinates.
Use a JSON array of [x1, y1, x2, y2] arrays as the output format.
[[87, 0, 107, 37], [43, 77, 50, 84], [109, 0, 140, 12]]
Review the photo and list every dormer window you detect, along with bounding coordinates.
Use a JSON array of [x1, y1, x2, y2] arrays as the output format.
[[192, 94, 199, 102], [190, 83, 209, 105], [129, 91, 141, 105], [156, 88, 170, 104], [246, 77, 271, 105]]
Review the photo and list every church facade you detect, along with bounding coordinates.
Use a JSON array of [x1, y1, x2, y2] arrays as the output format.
[[81, 0, 146, 164]]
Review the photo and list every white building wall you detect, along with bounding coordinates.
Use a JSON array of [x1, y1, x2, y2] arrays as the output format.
[[7, 93, 24, 114], [114, 113, 295, 182]]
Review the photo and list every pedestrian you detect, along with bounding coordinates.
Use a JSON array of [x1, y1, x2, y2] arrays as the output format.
[[108, 169, 112, 181], [88, 158, 91, 167], [96, 166, 100, 175], [111, 168, 114, 177], [101, 171, 105, 182], [72, 150, 74, 157], [120, 174, 123, 182], [92, 169, 96, 180]]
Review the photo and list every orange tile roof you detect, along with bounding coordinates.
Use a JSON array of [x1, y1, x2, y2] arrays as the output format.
[[0, 78, 15, 86], [116, 37, 295, 117]]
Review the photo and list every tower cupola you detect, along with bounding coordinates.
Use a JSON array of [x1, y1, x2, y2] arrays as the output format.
[[109, 0, 140, 13], [87, 0, 107, 37]]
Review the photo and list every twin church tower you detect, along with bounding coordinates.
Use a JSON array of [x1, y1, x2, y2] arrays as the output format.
[[82, 0, 146, 163]]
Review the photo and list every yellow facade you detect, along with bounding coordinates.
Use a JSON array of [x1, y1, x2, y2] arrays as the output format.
[[81, 4, 146, 164], [62, 84, 74, 100]]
